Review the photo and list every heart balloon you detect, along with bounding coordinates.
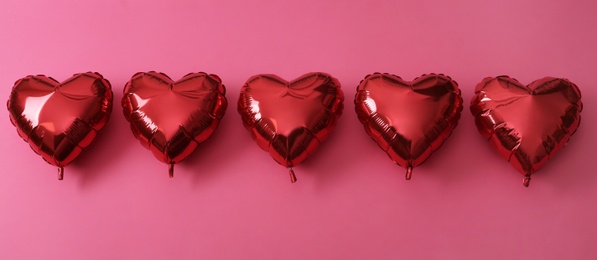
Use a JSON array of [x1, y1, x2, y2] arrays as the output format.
[[7, 72, 113, 180], [355, 73, 463, 180], [470, 76, 582, 187], [122, 72, 228, 177], [238, 73, 344, 183]]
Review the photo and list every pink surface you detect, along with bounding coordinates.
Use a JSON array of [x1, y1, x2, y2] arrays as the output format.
[[1, 0, 596, 259]]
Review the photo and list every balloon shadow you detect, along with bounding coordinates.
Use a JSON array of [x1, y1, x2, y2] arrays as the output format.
[[181, 89, 250, 187], [417, 111, 478, 184], [539, 103, 595, 193], [69, 87, 136, 188], [298, 104, 363, 191]]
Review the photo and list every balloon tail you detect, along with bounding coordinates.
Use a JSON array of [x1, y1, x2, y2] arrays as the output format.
[[289, 167, 297, 183], [523, 174, 531, 187], [57, 167, 64, 181], [405, 166, 413, 180], [169, 163, 174, 178]]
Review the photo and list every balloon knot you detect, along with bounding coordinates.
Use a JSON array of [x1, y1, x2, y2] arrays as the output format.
[[57, 167, 64, 181], [523, 174, 531, 187], [405, 166, 413, 180], [169, 163, 174, 178], [289, 167, 297, 183]]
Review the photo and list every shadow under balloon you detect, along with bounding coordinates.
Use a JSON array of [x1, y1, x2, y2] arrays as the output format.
[[413, 113, 477, 185], [537, 108, 595, 193], [179, 91, 249, 187], [68, 89, 135, 188], [300, 99, 478, 189], [177, 126, 241, 186], [296, 108, 363, 191]]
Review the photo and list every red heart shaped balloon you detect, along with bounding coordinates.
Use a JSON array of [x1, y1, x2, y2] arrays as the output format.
[[122, 72, 227, 177], [470, 76, 582, 186], [7, 72, 113, 180], [238, 73, 344, 183], [355, 73, 463, 180]]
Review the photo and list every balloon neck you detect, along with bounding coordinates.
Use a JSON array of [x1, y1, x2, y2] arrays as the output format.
[[169, 163, 174, 178], [57, 167, 64, 181], [523, 174, 531, 187], [405, 166, 413, 180], [289, 167, 297, 183]]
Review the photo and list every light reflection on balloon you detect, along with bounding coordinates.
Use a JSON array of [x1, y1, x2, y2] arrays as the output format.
[[355, 73, 463, 180], [7, 72, 113, 180], [122, 71, 227, 177], [238, 72, 344, 183], [470, 76, 582, 187]]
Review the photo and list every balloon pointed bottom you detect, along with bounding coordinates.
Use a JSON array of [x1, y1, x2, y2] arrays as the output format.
[[289, 168, 297, 183], [523, 175, 531, 187], [168, 163, 174, 178], [405, 166, 413, 180], [57, 167, 64, 180]]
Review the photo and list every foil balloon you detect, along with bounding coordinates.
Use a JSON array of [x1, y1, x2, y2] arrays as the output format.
[[355, 73, 463, 180], [122, 72, 227, 177], [470, 76, 582, 187], [238, 72, 344, 183], [7, 72, 113, 180]]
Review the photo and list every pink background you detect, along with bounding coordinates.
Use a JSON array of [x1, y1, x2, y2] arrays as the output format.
[[1, 0, 596, 259]]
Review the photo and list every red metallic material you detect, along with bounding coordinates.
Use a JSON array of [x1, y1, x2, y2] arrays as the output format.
[[122, 72, 227, 177], [7, 72, 113, 179], [238, 73, 344, 182], [355, 73, 463, 179], [470, 76, 582, 186]]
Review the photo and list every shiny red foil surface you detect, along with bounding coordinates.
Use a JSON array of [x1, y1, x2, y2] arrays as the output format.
[[122, 72, 227, 177], [7, 72, 113, 179], [355, 73, 463, 179], [238, 73, 344, 181], [470, 76, 582, 186]]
